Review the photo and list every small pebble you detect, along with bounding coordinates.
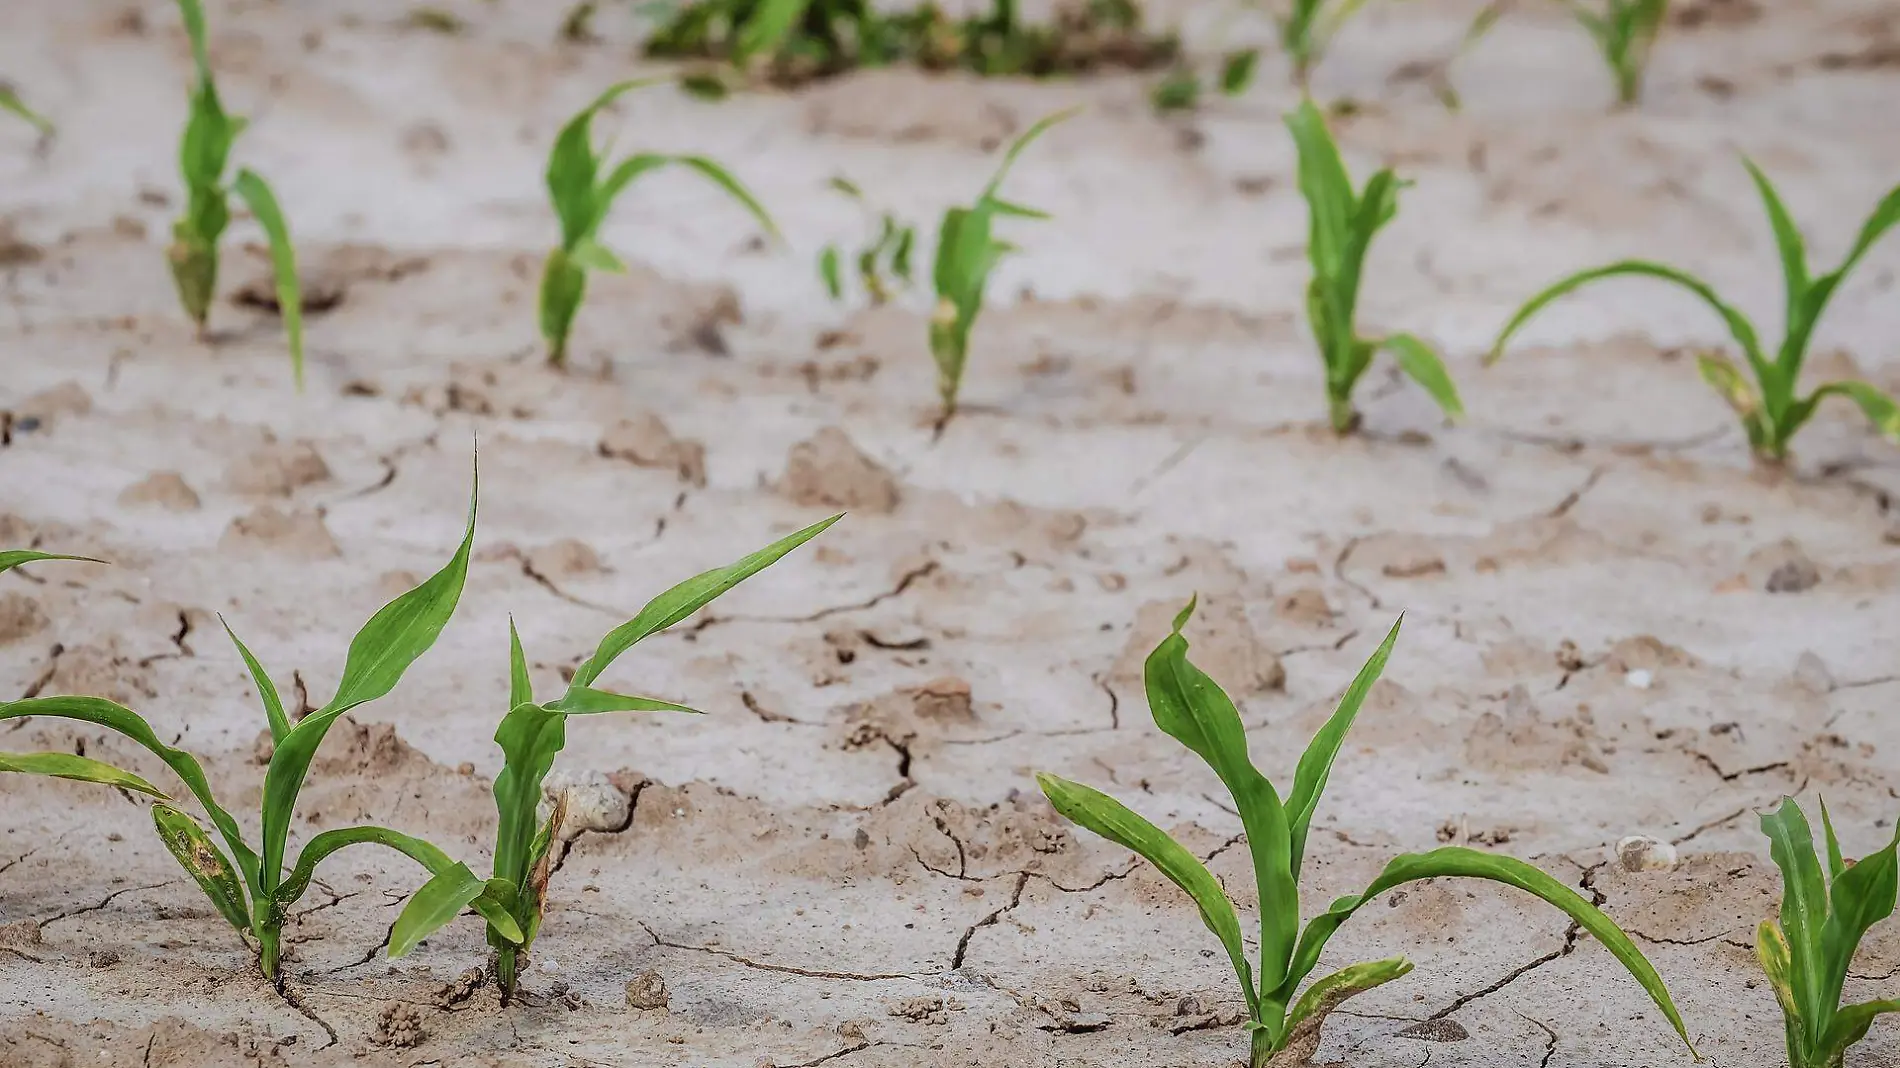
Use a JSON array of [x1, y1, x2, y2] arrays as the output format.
[[1614, 835, 1678, 872], [1625, 669, 1653, 690]]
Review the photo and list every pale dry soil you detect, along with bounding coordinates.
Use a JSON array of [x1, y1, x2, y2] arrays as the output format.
[[2, 1, 1899, 1066]]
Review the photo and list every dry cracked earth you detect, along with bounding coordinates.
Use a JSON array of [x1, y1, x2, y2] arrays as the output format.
[[2, 0, 1899, 1065]]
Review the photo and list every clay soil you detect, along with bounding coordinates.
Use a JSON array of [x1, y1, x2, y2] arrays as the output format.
[[2, 1, 1899, 1065]]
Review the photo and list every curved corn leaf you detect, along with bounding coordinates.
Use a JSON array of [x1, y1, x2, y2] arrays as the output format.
[[546, 79, 665, 246], [1287, 99, 1353, 284], [979, 108, 1077, 203], [275, 823, 458, 908], [1037, 772, 1257, 1012], [1145, 601, 1297, 993], [567, 514, 839, 690], [1756, 919, 1804, 1055], [1285, 617, 1400, 875], [1696, 353, 1758, 418], [222, 617, 291, 744], [1818, 798, 1846, 882], [1762, 799, 1829, 1030], [819, 245, 844, 300], [1788, 181, 1900, 368], [152, 803, 251, 933], [389, 862, 523, 957], [0, 751, 167, 797], [1279, 846, 1693, 1054], [548, 686, 700, 716], [1801, 381, 1900, 444], [1282, 956, 1411, 1050], [261, 467, 476, 892], [508, 617, 533, 709], [659, 156, 778, 240], [1741, 158, 1809, 332], [230, 169, 303, 389], [0, 85, 53, 137], [0, 550, 102, 575], [1489, 260, 1767, 383], [1220, 49, 1260, 96], [492, 701, 567, 890], [1379, 335, 1464, 422], [568, 237, 626, 273], [1820, 999, 1900, 1060], [0, 695, 257, 892], [1816, 817, 1900, 1034]]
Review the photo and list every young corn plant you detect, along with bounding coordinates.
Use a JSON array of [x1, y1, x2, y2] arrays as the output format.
[[1287, 99, 1462, 433], [539, 79, 776, 366], [1279, 0, 1379, 86], [819, 177, 916, 307], [1757, 797, 1900, 1068], [1489, 160, 1900, 462], [169, 0, 305, 387], [0, 472, 514, 985], [1462, 1, 1666, 105], [930, 108, 1073, 428], [0, 84, 53, 139], [1037, 601, 1695, 1068], [388, 515, 840, 999]]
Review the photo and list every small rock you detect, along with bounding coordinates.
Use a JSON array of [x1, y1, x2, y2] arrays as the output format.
[[1397, 1019, 1469, 1042], [225, 439, 331, 496], [219, 506, 341, 558], [1614, 835, 1678, 872], [526, 539, 602, 578], [599, 413, 708, 487], [911, 676, 973, 722], [626, 970, 669, 1011], [1275, 587, 1334, 627], [540, 770, 631, 837], [15, 382, 93, 428], [1624, 669, 1653, 690], [1766, 557, 1821, 594], [0, 592, 47, 644], [779, 427, 900, 513], [1792, 651, 1834, 694], [118, 471, 201, 511]]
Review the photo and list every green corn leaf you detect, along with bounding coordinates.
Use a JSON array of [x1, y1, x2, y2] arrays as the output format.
[[1741, 158, 1810, 330], [664, 155, 779, 240], [492, 701, 568, 890], [473, 886, 526, 945], [0, 695, 257, 893], [152, 803, 252, 933], [261, 466, 477, 890], [1761, 799, 1829, 1031], [819, 245, 844, 300], [568, 514, 839, 690], [1036, 773, 1257, 1012], [827, 176, 864, 199], [892, 226, 915, 282], [389, 862, 491, 958], [1818, 999, 1900, 1061], [1379, 335, 1464, 422], [987, 197, 1051, 221], [1696, 353, 1758, 417], [0, 550, 102, 575], [508, 618, 533, 709], [0, 85, 53, 137], [1282, 956, 1412, 1048], [1145, 600, 1298, 994], [734, 0, 813, 60], [1150, 69, 1199, 112], [222, 618, 291, 744], [548, 687, 701, 716], [1279, 846, 1694, 1054], [569, 237, 627, 273], [0, 751, 167, 797], [1818, 797, 1846, 882], [1284, 617, 1400, 875], [1489, 260, 1768, 382], [230, 169, 304, 389], [678, 72, 729, 101], [1220, 49, 1260, 96], [1815, 817, 1900, 1032], [546, 79, 665, 246], [274, 823, 458, 908], [1801, 381, 1900, 443], [979, 108, 1077, 203], [1286, 99, 1354, 284], [1789, 180, 1900, 368], [539, 248, 586, 362]]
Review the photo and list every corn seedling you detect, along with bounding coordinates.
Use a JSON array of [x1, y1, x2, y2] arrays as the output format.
[[0, 83, 53, 138], [1490, 160, 1900, 462], [1152, 48, 1260, 112], [1462, 0, 1665, 105], [0, 471, 509, 985], [388, 515, 840, 998], [818, 177, 916, 307], [169, 0, 305, 387], [539, 79, 776, 365], [930, 108, 1073, 427], [1037, 601, 1694, 1068], [1278, 0, 1383, 86], [1757, 797, 1900, 1068], [1287, 100, 1462, 433]]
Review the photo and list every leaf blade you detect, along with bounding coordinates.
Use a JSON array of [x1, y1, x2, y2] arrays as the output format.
[[0, 751, 168, 797], [231, 169, 304, 389]]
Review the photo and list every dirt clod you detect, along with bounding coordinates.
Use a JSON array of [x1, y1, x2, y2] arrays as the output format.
[[372, 1003, 427, 1048], [625, 970, 669, 1011], [119, 471, 202, 511], [780, 427, 900, 513], [599, 413, 708, 487]]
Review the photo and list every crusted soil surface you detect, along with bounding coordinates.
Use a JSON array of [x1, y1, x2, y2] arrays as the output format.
[[3, 1, 1900, 1066]]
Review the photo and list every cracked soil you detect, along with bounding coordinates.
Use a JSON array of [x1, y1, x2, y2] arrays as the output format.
[[2, 0, 1899, 1065]]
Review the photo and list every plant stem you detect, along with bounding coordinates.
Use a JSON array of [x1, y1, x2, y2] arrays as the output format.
[[1327, 392, 1359, 434], [495, 944, 519, 1002], [1249, 1027, 1275, 1068], [258, 923, 282, 985]]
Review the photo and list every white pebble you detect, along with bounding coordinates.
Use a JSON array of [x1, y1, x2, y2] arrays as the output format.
[[1624, 669, 1653, 690], [1614, 835, 1678, 872], [538, 956, 562, 973]]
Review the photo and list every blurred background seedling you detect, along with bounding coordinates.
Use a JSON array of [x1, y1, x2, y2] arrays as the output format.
[[1277, 0, 1388, 87], [388, 517, 840, 999], [1490, 159, 1900, 462], [1462, 0, 1666, 105], [538, 79, 776, 365], [170, 0, 306, 387], [0, 82, 53, 140], [1756, 797, 1900, 1068], [818, 177, 916, 306], [0, 471, 512, 986], [1287, 99, 1462, 433], [1037, 601, 1694, 1068], [930, 108, 1074, 432]]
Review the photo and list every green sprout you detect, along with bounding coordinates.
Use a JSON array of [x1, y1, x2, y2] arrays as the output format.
[[1036, 601, 1694, 1068], [0, 469, 509, 986], [929, 108, 1073, 427], [818, 177, 916, 307], [0, 83, 53, 138], [1490, 159, 1900, 462], [385, 515, 840, 999], [1287, 99, 1462, 433], [539, 79, 776, 366], [1757, 798, 1900, 1068], [1278, 0, 1378, 86], [169, 0, 306, 387], [1463, 1, 1666, 105], [1152, 48, 1260, 112]]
